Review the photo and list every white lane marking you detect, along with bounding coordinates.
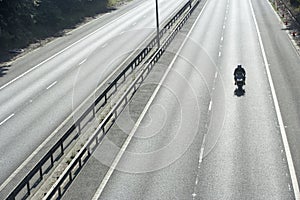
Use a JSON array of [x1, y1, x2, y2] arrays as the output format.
[[132, 22, 137, 26], [223, 25, 226, 29], [199, 147, 205, 163], [101, 43, 108, 48], [221, 36, 224, 41], [249, 0, 300, 199], [0, 113, 15, 126], [208, 100, 212, 111], [266, 0, 300, 57], [199, 133, 207, 164], [68, 13, 109, 34], [79, 58, 87, 65], [0, 1, 148, 91], [218, 51, 222, 57], [92, 1, 210, 199], [119, 31, 125, 35], [46, 81, 57, 90], [0, 4, 157, 192], [0, 1, 158, 192], [215, 72, 218, 78]]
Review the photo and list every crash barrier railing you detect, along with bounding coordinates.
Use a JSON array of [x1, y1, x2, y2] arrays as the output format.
[[5, 1, 194, 200], [44, 1, 199, 199]]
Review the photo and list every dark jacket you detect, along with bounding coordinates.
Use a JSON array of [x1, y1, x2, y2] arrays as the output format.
[[234, 67, 246, 77]]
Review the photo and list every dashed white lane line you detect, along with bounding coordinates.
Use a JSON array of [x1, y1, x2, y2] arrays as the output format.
[[218, 51, 222, 57], [199, 147, 205, 163], [208, 100, 212, 111], [132, 22, 137, 26], [223, 25, 226, 29], [0, 1, 154, 193], [195, 176, 199, 185], [221, 36, 224, 41], [101, 43, 108, 48], [0, 113, 15, 126], [249, 0, 300, 199], [79, 58, 87, 65], [46, 81, 57, 90], [92, 1, 210, 199], [215, 72, 218, 78], [0, 1, 147, 91]]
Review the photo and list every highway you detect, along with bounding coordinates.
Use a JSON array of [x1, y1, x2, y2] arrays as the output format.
[[0, 0, 190, 193], [62, 0, 300, 199]]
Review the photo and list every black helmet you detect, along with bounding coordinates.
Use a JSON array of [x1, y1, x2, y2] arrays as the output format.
[[237, 64, 242, 68]]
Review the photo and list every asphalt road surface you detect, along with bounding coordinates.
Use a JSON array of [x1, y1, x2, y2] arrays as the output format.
[[0, 0, 190, 192], [62, 0, 300, 199]]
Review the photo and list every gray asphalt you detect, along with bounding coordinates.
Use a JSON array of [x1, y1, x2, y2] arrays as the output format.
[[0, 0, 190, 189], [61, 0, 300, 199], [98, 0, 295, 199]]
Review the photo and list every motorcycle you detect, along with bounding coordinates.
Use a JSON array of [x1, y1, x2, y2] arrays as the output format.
[[234, 72, 245, 96]]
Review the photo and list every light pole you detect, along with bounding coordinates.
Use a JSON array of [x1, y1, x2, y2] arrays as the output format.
[[155, 0, 160, 49]]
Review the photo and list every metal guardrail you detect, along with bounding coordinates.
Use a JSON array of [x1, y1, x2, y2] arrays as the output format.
[[5, 1, 194, 200], [44, 1, 199, 199]]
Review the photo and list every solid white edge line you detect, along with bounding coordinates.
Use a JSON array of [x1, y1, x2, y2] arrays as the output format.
[[266, 0, 300, 57], [249, 0, 300, 199], [0, 113, 15, 126], [92, 1, 209, 199], [0, 1, 148, 91], [0, 1, 156, 193], [79, 58, 87, 65], [208, 100, 212, 111], [0, 1, 177, 190], [46, 81, 57, 90]]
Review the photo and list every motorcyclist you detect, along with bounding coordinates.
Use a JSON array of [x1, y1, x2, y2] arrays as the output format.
[[234, 64, 246, 85]]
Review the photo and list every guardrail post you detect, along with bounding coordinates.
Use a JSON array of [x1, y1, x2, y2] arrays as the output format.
[[58, 187, 62, 198], [27, 182, 30, 196], [40, 167, 43, 180], [61, 143, 64, 155], [93, 107, 95, 117], [8, 3, 195, 200], [51, 154, 54, 167], [79, 158, 82, 168], [78, 123, 81, 135], [69, 172, 72, 181]]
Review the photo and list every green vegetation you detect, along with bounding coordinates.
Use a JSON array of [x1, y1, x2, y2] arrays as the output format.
[[288, 0, 300, 21], [0, 0, 124, 53]]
